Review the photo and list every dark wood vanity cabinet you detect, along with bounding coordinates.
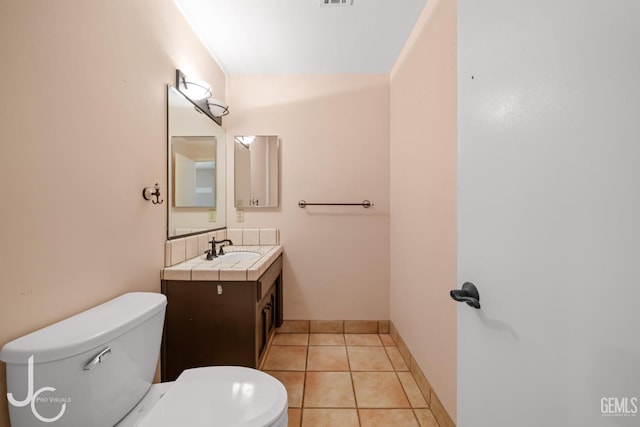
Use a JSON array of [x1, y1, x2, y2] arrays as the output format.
[[161, 255, 283, 382]]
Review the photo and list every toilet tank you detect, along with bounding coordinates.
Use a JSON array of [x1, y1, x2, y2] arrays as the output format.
[[0, 292, 167, 427]]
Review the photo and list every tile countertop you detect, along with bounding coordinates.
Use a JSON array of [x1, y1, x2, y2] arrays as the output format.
[[161, 245, 283, 282]]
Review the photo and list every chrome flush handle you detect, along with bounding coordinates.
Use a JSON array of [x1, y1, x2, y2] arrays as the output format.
[[83, 347, 112, 371]]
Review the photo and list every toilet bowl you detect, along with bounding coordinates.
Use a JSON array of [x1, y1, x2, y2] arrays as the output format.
[[118, 366, 287, 427], [0, 292, 287, 427]]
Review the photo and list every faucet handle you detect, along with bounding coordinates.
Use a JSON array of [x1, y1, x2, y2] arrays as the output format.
[[204, 249, 216, 260]]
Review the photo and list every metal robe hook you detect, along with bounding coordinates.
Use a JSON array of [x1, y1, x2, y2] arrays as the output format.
[[142, 183, 164, 205]]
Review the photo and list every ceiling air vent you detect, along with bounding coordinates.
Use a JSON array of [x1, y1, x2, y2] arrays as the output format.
[[320, 0, 353, 7]]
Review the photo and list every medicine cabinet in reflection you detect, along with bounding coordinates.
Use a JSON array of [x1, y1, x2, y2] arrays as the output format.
[[234, 136, 279, 208]]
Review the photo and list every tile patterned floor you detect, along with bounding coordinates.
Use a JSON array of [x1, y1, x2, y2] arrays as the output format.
[[260, 333, 440, 427]]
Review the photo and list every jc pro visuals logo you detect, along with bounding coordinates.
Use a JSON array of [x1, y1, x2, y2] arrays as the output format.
[[6, 355, 70, 423], [601, 397, 638, 417]]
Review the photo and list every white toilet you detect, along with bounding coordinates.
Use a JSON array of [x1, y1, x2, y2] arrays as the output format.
[[0, 292, 288, 427]]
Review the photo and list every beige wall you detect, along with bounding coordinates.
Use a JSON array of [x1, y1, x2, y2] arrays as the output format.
[[226, 74, 390, 321], [389, 0, 458, 421], [0, 0, 225, 425]]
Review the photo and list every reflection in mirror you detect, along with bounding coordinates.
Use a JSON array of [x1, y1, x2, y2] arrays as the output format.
[[172, 136, 216, 208], [168, 86, 226, 239], [234, 136, 279, 208]]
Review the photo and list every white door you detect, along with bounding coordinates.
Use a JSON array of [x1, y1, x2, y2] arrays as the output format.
[[457, 1, 640, 426]]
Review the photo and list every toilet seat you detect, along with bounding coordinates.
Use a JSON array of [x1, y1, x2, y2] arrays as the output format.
[[138, 366, 288, 427]]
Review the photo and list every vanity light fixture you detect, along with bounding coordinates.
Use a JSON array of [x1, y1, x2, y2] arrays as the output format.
[[206, 99, 230, 118], [175, 69, 228, 126]]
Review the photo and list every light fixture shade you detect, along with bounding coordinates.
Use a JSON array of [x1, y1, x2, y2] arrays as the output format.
[[207, 99, 230, 118], [181, 79, 212, 100]]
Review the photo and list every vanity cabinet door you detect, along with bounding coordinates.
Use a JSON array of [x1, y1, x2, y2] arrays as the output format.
[[161, 281, 256, 382], [257, 255, 283, 327]]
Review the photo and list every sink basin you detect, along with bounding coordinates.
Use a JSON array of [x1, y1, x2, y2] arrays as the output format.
[[201, 251, 261, 262]]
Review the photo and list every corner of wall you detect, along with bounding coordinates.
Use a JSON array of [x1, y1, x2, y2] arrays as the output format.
[[390, 322, 456, 427], [389, 0, 457, 422], [391, 0, 445, 81]]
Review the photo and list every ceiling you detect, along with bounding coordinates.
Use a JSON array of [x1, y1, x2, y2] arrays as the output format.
[[173, 0, 429, 75]]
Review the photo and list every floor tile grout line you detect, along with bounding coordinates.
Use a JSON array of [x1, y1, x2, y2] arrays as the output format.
[[412, 407, 442, 427], [394, 369, 423, 424], [262, 332, 441, 426], [297, 339, 309, 426], [347, 345, 362, 426], [301, 406, 417, 410], [342, 335, 357, 423]]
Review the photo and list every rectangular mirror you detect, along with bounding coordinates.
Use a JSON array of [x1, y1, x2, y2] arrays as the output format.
[[168, 86, 226, 238], [234, 136, 279, 208]]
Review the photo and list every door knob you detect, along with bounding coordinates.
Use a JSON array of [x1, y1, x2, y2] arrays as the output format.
[[450, 282, 481, 309]]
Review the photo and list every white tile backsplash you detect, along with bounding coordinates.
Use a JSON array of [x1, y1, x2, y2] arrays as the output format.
[[170, 239, 186, 265], [185, 236, 199, 260], [259, 228, 278, 245], [242, 229, 260, 245], [165, 241, 172, 267], [214, 230, 226, 241], [226, 229, 243, 246], [164, 228, 279, 267], [198, 234, 210, 255]]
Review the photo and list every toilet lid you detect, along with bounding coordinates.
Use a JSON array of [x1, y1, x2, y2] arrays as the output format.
[[139, 366, 288, 427]]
